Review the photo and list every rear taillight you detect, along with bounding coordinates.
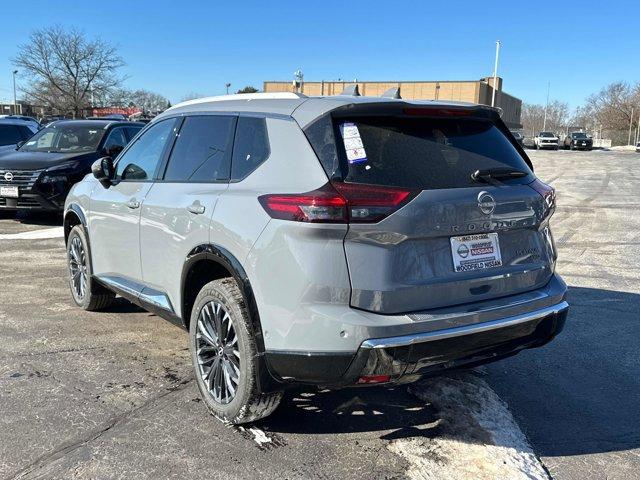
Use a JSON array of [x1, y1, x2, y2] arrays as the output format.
[[530, 179, 556, 217], [258, 182, 415, 224], [258, 183, 347, 223]]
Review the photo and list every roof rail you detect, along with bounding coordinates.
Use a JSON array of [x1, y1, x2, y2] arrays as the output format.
[[167, 92, 307, 111], [341, 84, 361, 96], [381, 87, 401, 99]]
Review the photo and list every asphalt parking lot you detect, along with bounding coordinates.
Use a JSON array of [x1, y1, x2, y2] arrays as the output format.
[[0, 149, 638, 480]]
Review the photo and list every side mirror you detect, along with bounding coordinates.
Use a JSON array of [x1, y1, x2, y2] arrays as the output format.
[[106, 144, 124, 158], [92, 157, 115, 188], [15, 141, 25, 150]]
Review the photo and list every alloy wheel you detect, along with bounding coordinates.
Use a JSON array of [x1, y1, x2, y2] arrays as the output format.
[[68, 236, 87, 299], [196, 301, 240, 404]]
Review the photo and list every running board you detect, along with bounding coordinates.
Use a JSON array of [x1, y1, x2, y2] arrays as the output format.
[[94, 275, 183, 328]]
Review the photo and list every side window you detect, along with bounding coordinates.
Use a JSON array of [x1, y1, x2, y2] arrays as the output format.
[[231, 117, 270, 181], [124, 126, 142, 141], [115, 119, 177, 181], [163, 115, 236, 182], [103, 127, 127, 151], [0, 125, 23, 146]]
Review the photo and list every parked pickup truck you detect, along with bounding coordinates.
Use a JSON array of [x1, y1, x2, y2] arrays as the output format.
[[534, 132, 559, 150]]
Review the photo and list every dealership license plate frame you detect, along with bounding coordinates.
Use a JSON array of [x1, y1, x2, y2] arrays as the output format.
[[0, 186, 19, 198], [450, 232, 503, 273]]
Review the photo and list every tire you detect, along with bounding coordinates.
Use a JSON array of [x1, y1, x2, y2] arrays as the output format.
[[189, 278, 283, 424], [67, 225, 115, 311]]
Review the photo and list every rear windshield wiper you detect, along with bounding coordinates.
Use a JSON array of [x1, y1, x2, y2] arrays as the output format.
[[471, 168, 529, 183]]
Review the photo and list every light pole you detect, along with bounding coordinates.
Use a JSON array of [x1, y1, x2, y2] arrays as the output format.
[[225, 83, 231, 95], [543, 81, 550, 131], [628, 107, 635, 145], [12, 70, 18, 115], [491, 41, 501, 107]]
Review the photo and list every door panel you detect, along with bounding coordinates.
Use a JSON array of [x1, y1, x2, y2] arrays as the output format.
[[89, 181, 152, 280], [89, 118, 179, 282], [140, 183, 226, 314], [139, 115, 236, 317]]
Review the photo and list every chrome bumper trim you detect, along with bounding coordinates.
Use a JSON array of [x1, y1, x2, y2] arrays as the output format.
[[362, 300, 569, 349]]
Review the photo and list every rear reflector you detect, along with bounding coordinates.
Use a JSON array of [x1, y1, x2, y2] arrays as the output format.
[[258, 182, 415, 224], [357, 374, 391, 384]]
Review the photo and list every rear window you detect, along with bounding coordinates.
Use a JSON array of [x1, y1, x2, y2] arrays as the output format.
[[309, 116, 533, 190]]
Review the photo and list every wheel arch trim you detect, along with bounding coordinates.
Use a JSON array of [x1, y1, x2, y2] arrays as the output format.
[[63, 204, 87, 244], [181, 244, 266, 353], [182, 244, 284, 393]]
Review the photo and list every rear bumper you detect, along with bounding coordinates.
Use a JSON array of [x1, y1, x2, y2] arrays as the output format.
[[339, 300, 568, 386], [263, 276, 568, 389]]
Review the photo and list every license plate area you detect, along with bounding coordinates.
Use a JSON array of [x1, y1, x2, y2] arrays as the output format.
[[0, 186, 19, 198], [450, 233, 502, 273]]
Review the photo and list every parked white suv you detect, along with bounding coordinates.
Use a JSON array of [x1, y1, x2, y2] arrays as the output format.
[[64, 92, 568, 424], [534, 131, 559, 150]]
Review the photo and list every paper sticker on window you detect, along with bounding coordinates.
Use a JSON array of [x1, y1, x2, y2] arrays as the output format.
[[340, 122, 368, 164]]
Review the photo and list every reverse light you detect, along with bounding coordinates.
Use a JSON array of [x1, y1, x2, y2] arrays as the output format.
[[258, 182, 415, 224]]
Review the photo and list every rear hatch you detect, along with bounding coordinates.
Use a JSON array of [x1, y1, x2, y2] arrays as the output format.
[[304, 104, 557, 314]]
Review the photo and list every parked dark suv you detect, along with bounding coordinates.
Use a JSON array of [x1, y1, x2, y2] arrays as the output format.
[[563, 132, 593, 150], [0, 119, 142, 211]]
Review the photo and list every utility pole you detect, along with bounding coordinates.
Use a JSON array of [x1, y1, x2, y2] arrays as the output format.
[[543, 81, 550, 131], [491, 41, 501, 107], [628, 107, 634, 145], [12, 70, 18, 115], [635, 111, 640, 145], [225, 83, 231, 95]]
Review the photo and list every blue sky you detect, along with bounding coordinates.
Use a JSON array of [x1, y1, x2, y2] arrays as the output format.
[[0, 0, 636, 110]]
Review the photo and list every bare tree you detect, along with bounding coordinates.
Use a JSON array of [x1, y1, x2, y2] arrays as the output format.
[[128, 89, 169, 113], [584, 82, 639, 145], [13, 27, 124, 117], [180, 92, 207, 102], [521, 101, 569, 137]]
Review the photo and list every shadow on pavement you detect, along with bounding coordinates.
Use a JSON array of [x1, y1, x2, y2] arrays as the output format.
[[487, 286, 640, 457], [0, 209, 62, 226], [262, 384, 443, 441]]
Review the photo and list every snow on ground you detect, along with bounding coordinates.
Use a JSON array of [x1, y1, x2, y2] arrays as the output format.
[[390, 372, 548, 480], [0, 226, 63, 240], [609, 145, 638, 151]]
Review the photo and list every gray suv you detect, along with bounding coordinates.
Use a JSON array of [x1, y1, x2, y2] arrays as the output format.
[[63, 93, 568, 424]]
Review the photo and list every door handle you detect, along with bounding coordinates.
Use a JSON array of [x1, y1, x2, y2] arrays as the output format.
[[187, 202, 206, 215], [127, 199, 140, 209]]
